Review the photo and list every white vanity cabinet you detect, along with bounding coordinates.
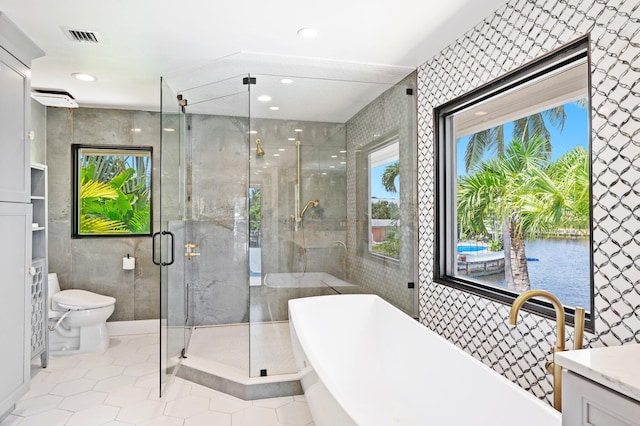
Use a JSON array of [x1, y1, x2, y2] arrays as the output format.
[[0, 203, 32, 419], [0, 12, 43, 421], [557, 345, 640, 426]]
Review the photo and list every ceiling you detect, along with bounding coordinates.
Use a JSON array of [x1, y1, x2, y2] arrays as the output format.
[[0, 0, 507, 121]]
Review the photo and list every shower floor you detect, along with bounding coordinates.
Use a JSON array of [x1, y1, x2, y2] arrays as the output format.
[[186, 321, 298, 377]]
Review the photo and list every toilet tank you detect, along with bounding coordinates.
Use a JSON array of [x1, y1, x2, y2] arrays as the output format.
[[47, 273, 61, 309]]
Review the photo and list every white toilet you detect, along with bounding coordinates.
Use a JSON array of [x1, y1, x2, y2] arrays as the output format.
[[47, 273, 116, 355]]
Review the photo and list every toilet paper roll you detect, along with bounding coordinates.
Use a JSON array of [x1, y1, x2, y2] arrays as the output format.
[[122, 256, 136, 270]]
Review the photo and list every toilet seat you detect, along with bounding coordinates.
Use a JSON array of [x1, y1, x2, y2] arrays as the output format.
[[52, 289, 116, 310]]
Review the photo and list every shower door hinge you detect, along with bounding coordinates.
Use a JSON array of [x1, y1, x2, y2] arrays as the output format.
[[177, 94, 188, 112], [181, 348, 187, 359], [242, 77, 256, 85]]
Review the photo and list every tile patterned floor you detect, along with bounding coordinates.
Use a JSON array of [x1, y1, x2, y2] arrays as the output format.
[[1, 334, 313, 426]]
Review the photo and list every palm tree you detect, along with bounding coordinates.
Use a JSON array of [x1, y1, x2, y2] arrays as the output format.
[[457, 136, 588, 291], [79, 156, 152, 234], [463, 105, 569, 173], [79, 179, 128, 234], [461, 103, 576, 287], [381, 161, 399, 193]]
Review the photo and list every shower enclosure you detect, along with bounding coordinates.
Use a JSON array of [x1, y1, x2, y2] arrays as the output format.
[[158, 54, 417, 396]]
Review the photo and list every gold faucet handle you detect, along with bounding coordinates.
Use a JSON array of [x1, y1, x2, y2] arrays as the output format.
[[545, 360, 554, 374], [185, 242, 199, 249]]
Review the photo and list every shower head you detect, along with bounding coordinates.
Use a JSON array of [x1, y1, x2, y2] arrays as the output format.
[[255, 138, 265, 157], [300, 199, 320, 219]]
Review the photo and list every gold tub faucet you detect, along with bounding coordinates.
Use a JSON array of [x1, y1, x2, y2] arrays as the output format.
[[509, 290, 586, 412]]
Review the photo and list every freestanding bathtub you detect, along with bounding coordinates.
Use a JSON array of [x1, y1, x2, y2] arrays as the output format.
[[289, 294, 561, 425]]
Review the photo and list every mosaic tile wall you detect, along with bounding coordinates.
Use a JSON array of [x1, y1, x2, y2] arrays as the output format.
[[346, 74, 417, 314], [417, 0, 640, 404]]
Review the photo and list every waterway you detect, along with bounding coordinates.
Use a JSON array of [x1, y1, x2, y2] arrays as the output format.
[[480, 238, 591, 309]]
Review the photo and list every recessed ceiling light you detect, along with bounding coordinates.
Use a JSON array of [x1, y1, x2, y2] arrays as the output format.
[[294, 128, 303, 132], [72, 73, 96, 82], [273, 154, 280, 157], [269, 106, 280, 111], [278, 148, 286, 152], [257, 95, 272, 102], [331, 155, 338, 158], [321, 172, 327, 175], [329, 166, 335, 169], [249, 130, 258, 134], [474, 111, 488, 116], [297, 27, 318, 38], [340, 150, 347, 153], [281, 78, 294, 84], [288, 137, 296, 141], [163, 128, 175, 132], [131, 128, 141, 132], [340, 161, 346, 165]]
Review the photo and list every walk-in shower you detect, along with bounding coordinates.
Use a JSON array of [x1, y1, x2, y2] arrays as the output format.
[[158, 52, 417, 398]]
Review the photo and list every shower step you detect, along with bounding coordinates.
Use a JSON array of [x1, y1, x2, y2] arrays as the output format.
[[176, 355, 303, 400]]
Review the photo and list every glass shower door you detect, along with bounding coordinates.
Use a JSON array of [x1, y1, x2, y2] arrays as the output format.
[[158, 77, 188, 396]]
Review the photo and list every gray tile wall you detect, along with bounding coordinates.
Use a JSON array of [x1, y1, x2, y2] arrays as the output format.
[[30, 100, 46, 165], [345, 74, 417, 314], [46, 107, 160, 321], [417, 0, 640, 404], [185, 114, 348, 325], [185, 114, 250, 326]]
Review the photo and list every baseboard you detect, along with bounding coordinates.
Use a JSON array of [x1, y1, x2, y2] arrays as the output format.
[[107, 319, 159, 336]]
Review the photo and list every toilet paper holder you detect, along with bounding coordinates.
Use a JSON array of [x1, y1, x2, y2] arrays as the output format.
[[123, 254, 136, 270]]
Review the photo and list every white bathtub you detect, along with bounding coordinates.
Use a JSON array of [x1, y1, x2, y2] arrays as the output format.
[[288, 294, 561, 425]]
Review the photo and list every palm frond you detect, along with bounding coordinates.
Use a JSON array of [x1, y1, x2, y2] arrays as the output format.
[[80, 179, 119, 199]]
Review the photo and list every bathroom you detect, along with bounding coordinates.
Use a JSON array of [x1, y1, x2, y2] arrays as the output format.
[[1, 0, 639, 424]]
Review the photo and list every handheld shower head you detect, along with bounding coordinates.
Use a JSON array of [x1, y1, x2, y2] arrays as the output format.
[[300, 199, 319, 219], [256, 139, 265, 157]]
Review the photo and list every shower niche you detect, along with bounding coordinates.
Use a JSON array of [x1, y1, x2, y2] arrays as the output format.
[[159, 53, 417, 397]]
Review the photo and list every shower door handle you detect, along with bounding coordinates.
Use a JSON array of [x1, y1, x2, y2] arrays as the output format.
[[161, 230, 175, 266], [152, 231, 175, 266], [152, 232, 161, 265]]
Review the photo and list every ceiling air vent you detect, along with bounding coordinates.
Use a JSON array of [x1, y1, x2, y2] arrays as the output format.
[[31, 89, 79, 108], [62, 27, 101, 43]]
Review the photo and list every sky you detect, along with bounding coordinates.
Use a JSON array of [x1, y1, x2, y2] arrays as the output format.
[[369, 101, 588, 198], [456, 101, 589, 176]]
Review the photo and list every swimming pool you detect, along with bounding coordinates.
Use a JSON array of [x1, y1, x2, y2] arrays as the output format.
[[457, 245, 487, 252]]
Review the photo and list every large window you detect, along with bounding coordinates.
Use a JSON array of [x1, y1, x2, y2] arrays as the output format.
[[435, 37, 593, 327], [72, 144, 153, 237], [369, 138, 400, 260]]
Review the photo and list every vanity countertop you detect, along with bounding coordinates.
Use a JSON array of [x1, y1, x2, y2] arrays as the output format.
[[556, 344, 640, 402]]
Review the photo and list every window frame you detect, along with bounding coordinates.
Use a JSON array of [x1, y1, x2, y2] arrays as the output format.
[[433, 35, 594, 331], [72, 144, 153, 238]]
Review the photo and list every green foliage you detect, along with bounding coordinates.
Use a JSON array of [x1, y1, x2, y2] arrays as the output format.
[[371, 232, 400, 258], [371, 200, 400, 220], [249, 188, 262, 230], [457, 136, 589, 240], [381, 161, 399, 193], [488, 239, 503, 252], [79, 153, 151, 235]]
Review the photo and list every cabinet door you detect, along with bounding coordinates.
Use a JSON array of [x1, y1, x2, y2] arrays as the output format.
[[0, 202, 31, 417], [0, 48, 30, 203], [563, 371, 640, 426]]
